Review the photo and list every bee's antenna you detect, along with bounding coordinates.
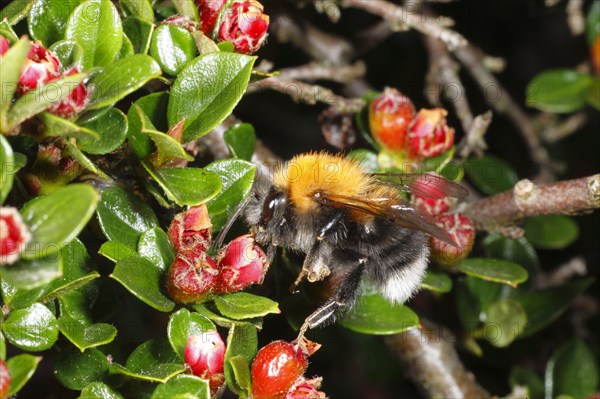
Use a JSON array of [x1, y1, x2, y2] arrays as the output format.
[[212, 194, 254, 250]]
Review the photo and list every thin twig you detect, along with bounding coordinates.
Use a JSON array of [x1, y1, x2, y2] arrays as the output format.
[[457, 111, 493, 159], [539, 112, 588, 143], [273, 62, 367, 84], [566, 0, 586, 35]]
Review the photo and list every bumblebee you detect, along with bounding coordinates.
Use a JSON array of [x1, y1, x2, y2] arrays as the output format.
[[242, 152, 467, 334]]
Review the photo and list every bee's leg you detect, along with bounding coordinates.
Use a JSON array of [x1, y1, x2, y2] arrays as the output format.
[[260, 244, 277, 282], [297, 258, 366, 341]]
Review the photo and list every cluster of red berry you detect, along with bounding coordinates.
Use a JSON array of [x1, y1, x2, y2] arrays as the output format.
[[0, 36, 91, 119]]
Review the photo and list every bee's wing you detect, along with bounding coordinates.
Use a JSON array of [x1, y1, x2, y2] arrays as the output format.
[[317, 193, 458, 246], [372, 172, 469, 200]]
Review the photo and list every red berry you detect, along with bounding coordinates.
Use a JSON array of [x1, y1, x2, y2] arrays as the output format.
[[215, 234, 267, 293], [218, 0, 269, 54], [167, 205, 213, 253], [47, 66, 91, 118], [368, 87, 415, 152], [162, 15, 199, 33], [0, 35, 9, 57], [0, 359, 10, 399], [406, 108, 455, 159], [251, 341, 308, 399], [591, 35, 600, 75], [285, 377, 326, 399], [185, 331, 226, 394], [196, 0, 227, 35], [17, 41, 61, 94], [166, 253, 218, 303], [1, 207, 32, 265], [430, 212, 475, 266]]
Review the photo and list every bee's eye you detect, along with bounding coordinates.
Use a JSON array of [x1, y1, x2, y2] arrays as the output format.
[[261, 190, 284, 224]]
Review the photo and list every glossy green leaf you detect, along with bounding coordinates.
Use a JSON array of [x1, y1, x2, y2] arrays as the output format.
[[2, 303, 59, 351], [587, 0, 600, 44], [340, 294, 419, 335], [145, 165, 222, 206], [119, 0, 154, 22], [20, 184, 98, 260], [190, 304, 262, 329], [0, 253, 63, 290], [116, 34, 135, 60], [88, 54, 161, 110], [96, 187, 159, 249], [227, 356, 252, 397], [483, 234, 540, 282], [458, 258, 528, 287], [172, 0, 200, 22], [38, 112, 99, 140], [49, 40, 85, 69], [214, 293, 280, 320], [55, 347, 109, 390], [587, 78, 600, 110], [0, 0, 33, 25], [142, 127, 194, 163], [513, 278, 594, 337], [6, 73, 87, 130], [482, 299, 527, 348], [422, 147, 455, 174], [0, 135, 15, 203], [113, 339, 185, 383], [127, 92, 169, 158], [524, 216, 579, 250], [150, 24, 196, 76], [0, 20, 18, 42], [79, 382, 125, 399], [346, 149, 379, 173], [29, 0, 83, 46], [509, 366, 544, 399], [205, 159, 256, 231], [78, 108, 128, 154], [0, 38, 30, 125], [138, 227, 175, 273], [224, 323, 256, 396], [110, 256, 175, 312], [99, 241, 138, 262], [545, 339, 599, 399], [65, 0, 123, 69], [122, 16, 154, 54], [527, 69, 594, 113], [0, 333, 5, 360], [168, 52, 256, 142], [167, 309, 216, 360], [421, 271, 452, 293], [464, 155, 518, 195], [223, 123, 256, 161], [5, 354, 41, 396], [64, 140, 110, 179], [150, 375, 210, 399]]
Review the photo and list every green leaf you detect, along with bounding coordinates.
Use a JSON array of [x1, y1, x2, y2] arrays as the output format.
[[2, 303, 59, 351], [346, 149, 379, 173], [546, 339, 599, 399], [99, 241, 138, 262], [214, 293, 280, 320], [150, 24, 197, 76], [0, 0, 33, 25], [0, 253, 63, 290], [123, 16, 154, 55], [172, 0, 200, 22], [168, 52, 256, 142], [223, 123, 256, 161], [142, 126, 194, 163], [79, 382, 125, 399], [29, 0, 83, 47], [224, 323, 257, 396], [421, 147, 455, 174], [6, 72, 87, 130], [65, 0, 123, 69], [0, 135, 15, 203], [150, 375, 210, 399], [116, 34, 135, 61], [78, 108, 129, 154], [96, 187, 159, 249], [167, 309, 215, 360], [138, 227, 175, 273], [55, 347, 109, 390], [227, 356, 252, 397], [114, 339, 185, 383], [0, 38, 30, 127], [0, 333, 5, 360], [88, 54, 162, 110], [340, 294, 419, 335], [482, 299, 527, 348], [64, 140, 110, 179], [527, 69, 594, 113], [38, 112, 100, 140], [458, 258, 529, 287], [127, 92, 169, 158], [205, 159, 256, 231], [5, 354, 41, 396], [509, 367, 544, 399], [464, 155, 519, 195], [483, 234, 540, 283], [20, 184, 99, 260], [191, 304, 260, 329], [587, 78, 600, 110], [0, 20, 18, 42], [144, 164, 222, 207], [110, 256, 175, 312], [119, 0, 155, 22], [524, 216, 579, 250], [49, 40, 85, 70], [421, 271, 452, 293]]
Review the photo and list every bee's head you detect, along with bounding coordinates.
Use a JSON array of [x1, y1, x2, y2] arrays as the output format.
[[245, 184, 288, 244]]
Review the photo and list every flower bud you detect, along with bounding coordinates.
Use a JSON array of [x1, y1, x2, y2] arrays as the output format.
[[252, 341, 309, 399], [162, 15, 199, 33], [430, 212, 475, 267], [196, 0, 227, 35], [215, 234, 267, 293], [17, 41, 61, 94], [285, 377, 326, 399], [1, 207, 31, 265], [368, 88, 415, 152], [166, 253, 218, 303], [413, 195, 454, 217], [0, 35, 9, 57], [47, 66, 92, 118], [185, 331, 226, 393], [167, 205, 212, 253], [406, 108, 455, 159], [218, 0, 269, 54]]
